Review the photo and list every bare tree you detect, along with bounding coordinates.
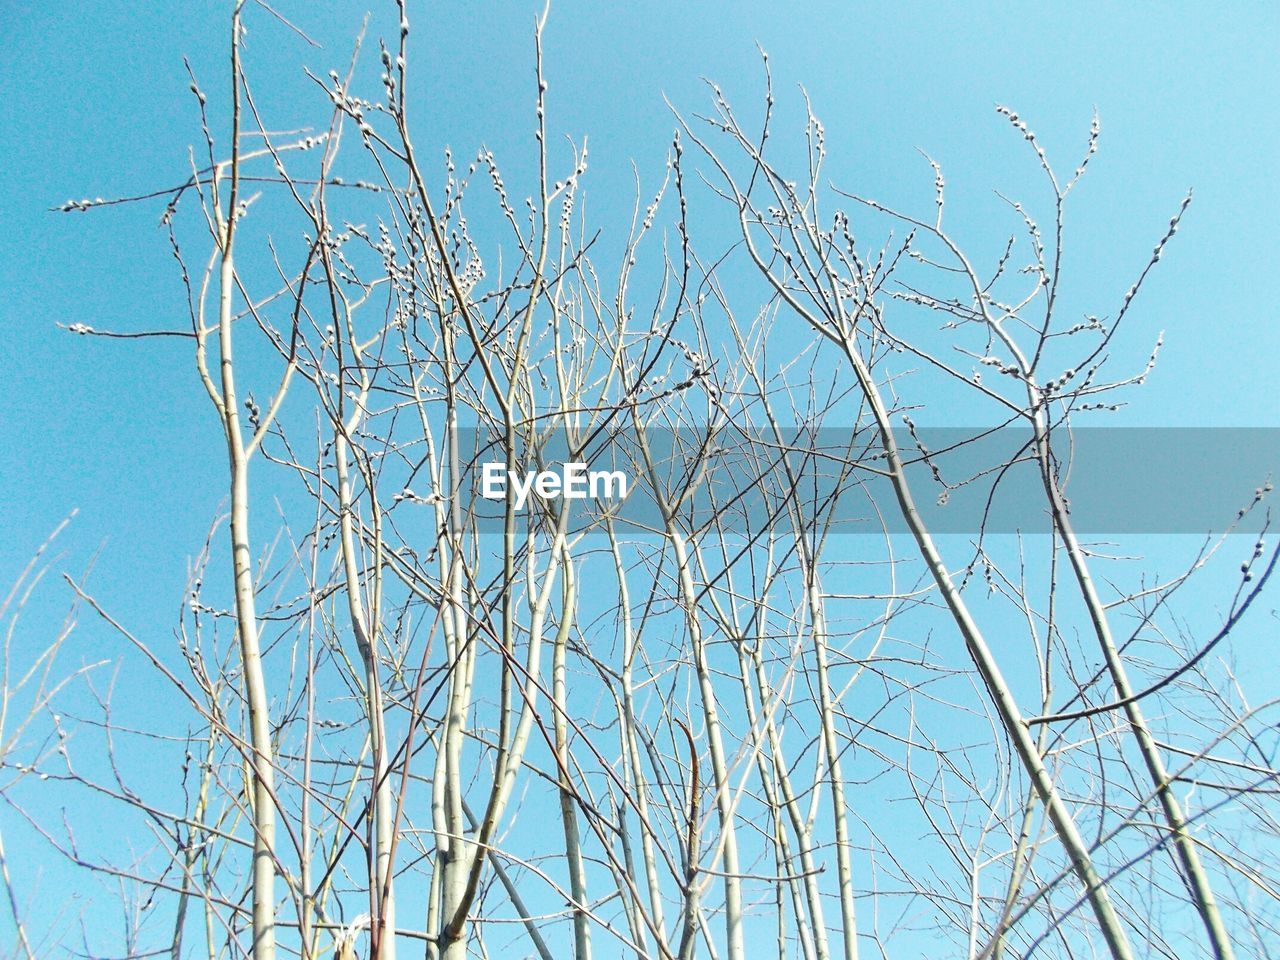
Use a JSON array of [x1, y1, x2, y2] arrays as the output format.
[[9, 6, 1278, 960]]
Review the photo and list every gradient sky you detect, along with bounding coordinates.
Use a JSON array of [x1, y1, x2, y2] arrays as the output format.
[[2, 1, 1277, 953], [5, 1, 1279, 591]]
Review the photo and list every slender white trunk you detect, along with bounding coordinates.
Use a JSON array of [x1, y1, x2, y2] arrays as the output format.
[[553, 560, 591, 960], [608, 522, 668, 957], [220, 242, 277, 960], [1033, 433, 1233, 960], [335, 432, 396, 960], [805, 579, 858, 960], [832, 333, 1133, 960], [670, 531, 745, 960]]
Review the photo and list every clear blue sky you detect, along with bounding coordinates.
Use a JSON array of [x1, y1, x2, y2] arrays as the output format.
[[2, 1, 1277, 954], [4, 1, 1278, 589], [5, 0, 1280, 573]]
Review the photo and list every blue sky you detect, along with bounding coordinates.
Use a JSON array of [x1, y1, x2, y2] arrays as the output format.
[[2, 1, 1278, 955], [4, 1, 1278, 588], [3, 0, 1277, 552]]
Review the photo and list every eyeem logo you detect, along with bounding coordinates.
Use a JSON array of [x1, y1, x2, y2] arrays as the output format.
[[480, 462, 629, 510]]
